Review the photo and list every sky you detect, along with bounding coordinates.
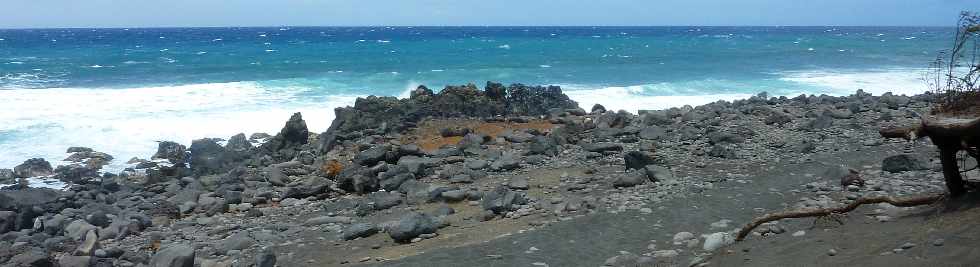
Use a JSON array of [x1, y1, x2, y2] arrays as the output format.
[[0, 0, 973, 28]]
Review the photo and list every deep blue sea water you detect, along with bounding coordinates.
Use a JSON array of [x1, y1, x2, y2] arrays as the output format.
[[0, 26, 953, 171]]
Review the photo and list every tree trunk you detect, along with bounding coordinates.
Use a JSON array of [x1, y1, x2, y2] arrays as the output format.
[[937, 142, 967, 196]]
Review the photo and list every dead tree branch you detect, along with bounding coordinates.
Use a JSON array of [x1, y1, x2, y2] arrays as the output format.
[[735, 194, 945, 241]]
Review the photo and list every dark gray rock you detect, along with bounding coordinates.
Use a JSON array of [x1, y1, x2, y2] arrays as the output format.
[[764, 111, 793, 125], [638, 126, 667, 140], [508, 176, 529, 190], [152, 141, 187, 164], [433, 206, 455, 217], [612, 172, 647, 187], [342, 223, 379, 240], [481, 185, 527, 214], [527, 136, 559, 156], [0, 169, 12, 184], [262, 112, 310, 153], [398, 180, 446, 204], [707, 131, 744, 145], [389, 212, 439, 243], [58, 255, 92, 267], [281, 176, 333, 199], [802, 113, 833, 131], [13, 158, 53, 178], [367, 191, 403, 210], [882, 154, 929, 173], [0, 211, 14, 234], [439, 126, 471, 137], [624, 151, 656, 171], [708, 144, 736, 159], [640, 110, 672, 126], [218, 231, 255, 254], [582, 143, 623, 153], [6, 248, 53, 267], [67, 147, 93, 153], [52, 164, 100, 183], [500, 130, 534, 143], [465, 159, 489, 170], [189, 138, 232, 176], [440, 190, 467, 202], [355, 145, 388, 166], [596, 111, 633, 128], [644, 165, 674, 182], [591, 104, 607, 114], [255, 248, 277, 267], [225, 133, 253, 151], [149, 244, 195, 267], [490, 154, 521, 171]]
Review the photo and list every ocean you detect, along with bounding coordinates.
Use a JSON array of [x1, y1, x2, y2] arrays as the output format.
[[0, 26, 952, 171]]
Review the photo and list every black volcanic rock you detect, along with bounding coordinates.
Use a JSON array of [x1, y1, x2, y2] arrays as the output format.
[[13, 158, 53, 178], [188, 138, 232, 176], [318, 82, 580, 153], [152, 141, 187, 165], [264, 112, 309, 151]]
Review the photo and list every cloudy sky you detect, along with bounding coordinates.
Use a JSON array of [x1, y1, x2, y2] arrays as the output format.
[[0, 0, 972, 28]]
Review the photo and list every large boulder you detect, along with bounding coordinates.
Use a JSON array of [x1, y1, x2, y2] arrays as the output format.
[[152, 141, 187, 164], [624, 151, 657, 171], [882, 154, 929, 173], [0, 211, 14, 234], [13, 158, 53, 178], [0, 188, 62, 232], [612, 172, 647, 187], [355, 145, 389, 166], [481, 185, 527, 214], [527, 136, 560, 156], [188, 138, 232, 176], [388, 212, 439, 243], [149, 244, 195, 267], [342, 223, 379, 240], [225, 133, 253, 152], [264, 112, 309, 151]]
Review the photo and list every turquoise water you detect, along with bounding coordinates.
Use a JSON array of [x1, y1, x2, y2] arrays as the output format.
[[0, 26, 952, 170]]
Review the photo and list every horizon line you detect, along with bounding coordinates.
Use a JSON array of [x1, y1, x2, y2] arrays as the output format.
[[0, 24, 954, 30]]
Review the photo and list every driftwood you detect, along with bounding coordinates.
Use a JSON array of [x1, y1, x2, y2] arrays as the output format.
[[880, 116, 980, 196], [735, 194, 945, 241]]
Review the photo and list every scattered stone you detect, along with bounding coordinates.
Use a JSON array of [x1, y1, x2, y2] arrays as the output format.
[[702, 232, 733, 251], [343, 223, 379, 240], [150, 244, 195, 267], [508, 176, 529, 190], [389, 212, 439, 243]]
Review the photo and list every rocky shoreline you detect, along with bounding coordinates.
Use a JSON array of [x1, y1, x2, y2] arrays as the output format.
[[0, 82, 963, 267]]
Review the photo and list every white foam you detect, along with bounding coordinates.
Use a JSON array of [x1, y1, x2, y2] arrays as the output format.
[[0, 82, 360, 173], [564, 85, 753, 115], [0, 176, 68, 190], [778, 68, 929, 96]]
